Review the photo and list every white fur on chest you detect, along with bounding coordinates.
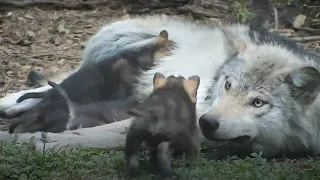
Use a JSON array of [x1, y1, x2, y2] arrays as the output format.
[[123, 17, 231, 116]]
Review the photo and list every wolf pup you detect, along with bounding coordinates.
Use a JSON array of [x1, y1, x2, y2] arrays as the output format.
[[9, 30, 175, 133], [124, 72, 201, 179], [15, 29, 174, 103], [47, 80, 138, 130]]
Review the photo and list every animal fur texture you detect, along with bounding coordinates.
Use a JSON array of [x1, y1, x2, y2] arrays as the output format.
[[7, 29, 174, 134], [125, 72, 200, 178], [47, 80, 137, 130], [0, 15, 320, 158]]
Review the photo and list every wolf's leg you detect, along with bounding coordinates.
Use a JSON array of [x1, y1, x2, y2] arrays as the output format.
[[157, 141, 174, 178], [0, 86, 51, 117]]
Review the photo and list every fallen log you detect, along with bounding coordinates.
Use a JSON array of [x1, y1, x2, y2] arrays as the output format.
[[0, 116, 208, 153], [0, 0, 110, 10], [291, 36, 320, 42]]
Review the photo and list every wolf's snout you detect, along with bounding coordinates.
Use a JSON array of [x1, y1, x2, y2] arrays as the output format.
[[199, 114, 219, 133]]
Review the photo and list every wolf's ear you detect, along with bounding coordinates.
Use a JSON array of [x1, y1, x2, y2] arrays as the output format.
[[285, 66, 320, 105], [222, 28, 247, 54], [184, 75, 201, 103], [153, 72, 166, 89]]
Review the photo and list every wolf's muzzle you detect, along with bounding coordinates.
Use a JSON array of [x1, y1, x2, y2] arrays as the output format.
[[199, 114, 220, 134]]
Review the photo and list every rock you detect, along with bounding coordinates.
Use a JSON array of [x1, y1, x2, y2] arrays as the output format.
[[57, 59, 65, 66], [121, 14, 131, 20], [24, 14, 35, 20], [26, 30, 35, 38], [293, 14, 306, 29]]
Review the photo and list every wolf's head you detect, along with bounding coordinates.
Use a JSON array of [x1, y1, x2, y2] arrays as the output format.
[[199, 41, 320, 157], [128, 72, 200, 118]]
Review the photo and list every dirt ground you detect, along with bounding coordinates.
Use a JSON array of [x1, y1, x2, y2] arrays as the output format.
[[0, 7, 130, 130], [0, 6, 319, 131]]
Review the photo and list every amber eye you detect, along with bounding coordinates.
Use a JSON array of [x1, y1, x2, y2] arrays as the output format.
[[251, 98, 266, 108], [225, 80, 231, 91]]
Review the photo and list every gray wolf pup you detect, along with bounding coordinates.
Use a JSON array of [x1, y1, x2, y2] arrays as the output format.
[[125, 72, 200, 178]]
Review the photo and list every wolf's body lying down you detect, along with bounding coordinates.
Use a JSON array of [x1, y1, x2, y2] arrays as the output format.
[[0, 15, 320, 158]]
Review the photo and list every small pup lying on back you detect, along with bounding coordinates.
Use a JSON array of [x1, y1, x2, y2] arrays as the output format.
[[125, 72, 201, 179], [47, 81, 138, 130]]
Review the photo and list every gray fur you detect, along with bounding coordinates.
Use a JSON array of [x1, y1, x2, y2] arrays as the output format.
[[48, 81, 136, 130], [199, 49, 320, 157], [1, 15, 320, 158], [125, 73, 200, 178]]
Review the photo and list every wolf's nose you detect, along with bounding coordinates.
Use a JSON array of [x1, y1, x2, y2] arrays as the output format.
[[199, 114, 220, 132]]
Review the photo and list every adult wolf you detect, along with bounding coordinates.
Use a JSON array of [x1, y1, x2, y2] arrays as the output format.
[[0, 15, 319, 158]]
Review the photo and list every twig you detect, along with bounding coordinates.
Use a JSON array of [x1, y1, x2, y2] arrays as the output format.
[[273, 7, 279, 30], [298, 27, 320, 34], [269, 29, 294, 33], [306, 6, 320, 8], [269, 29, 294, 37], [0, 69, 8, 80], [0, 0, 109, 11], [291, 36, 320, 42], [10, 53, 81, 60], [33, 7, 45, 14], [1, 83, 10, 96], [311, 19, 320, 23], [21, 53, 79, 59], [25, 53, 73, 58], [0, 37, 24, 45]]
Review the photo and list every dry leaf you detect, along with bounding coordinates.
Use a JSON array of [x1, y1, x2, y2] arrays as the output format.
[[57, 22, 70, 34], [17, 17, 27, 22], [74, 30, 83, 34], [24, 14, 35, 20], [6, 12, 12, 17]]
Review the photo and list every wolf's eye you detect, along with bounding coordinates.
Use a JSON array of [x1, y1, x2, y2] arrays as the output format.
[[251, 98, 266, 108], [225, 80, 231, 91]]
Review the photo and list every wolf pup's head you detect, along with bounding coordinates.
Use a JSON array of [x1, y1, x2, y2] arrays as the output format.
[[199, 41, 320, 157]]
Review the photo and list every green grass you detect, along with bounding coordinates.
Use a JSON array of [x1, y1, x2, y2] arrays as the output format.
[[0, 140, 320, 180]]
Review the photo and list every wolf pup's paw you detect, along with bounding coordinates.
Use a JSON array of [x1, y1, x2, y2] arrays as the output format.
[[126, 163, 139, 178], [160, 168, 174, 179]]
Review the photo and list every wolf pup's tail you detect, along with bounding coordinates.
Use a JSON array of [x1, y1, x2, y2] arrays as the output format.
[[16, 92, 46, 103]]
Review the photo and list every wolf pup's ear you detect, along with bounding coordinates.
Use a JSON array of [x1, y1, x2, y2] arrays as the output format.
[[184, 75, 201, 103], [153, 72, 166, 89], [286, 66, 320, 105], [154, 30, 169, 46]]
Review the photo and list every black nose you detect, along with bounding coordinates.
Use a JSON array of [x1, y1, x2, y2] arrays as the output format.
[[199, 114, 220, 133]]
